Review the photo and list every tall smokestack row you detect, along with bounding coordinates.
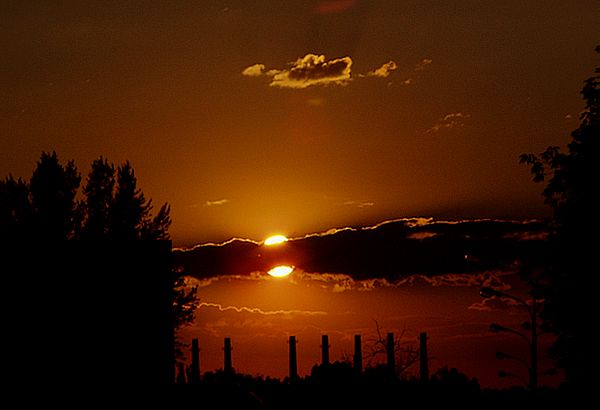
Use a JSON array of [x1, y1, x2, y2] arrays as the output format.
[[420, 332, 429, 383], [354, 334, 363, 375], [184, 333, 430, 383], [289, 336, 298, 382], [387, 332, 395, 375], [321, 335, 330, 366], [190, 338, 201, 384]]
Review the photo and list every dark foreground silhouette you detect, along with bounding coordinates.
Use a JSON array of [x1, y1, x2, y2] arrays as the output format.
[[170, 364, 573, 408], [1, 241, 174, 388]]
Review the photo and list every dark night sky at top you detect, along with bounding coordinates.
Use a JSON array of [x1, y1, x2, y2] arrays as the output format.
[[2, 0, 598, 246]]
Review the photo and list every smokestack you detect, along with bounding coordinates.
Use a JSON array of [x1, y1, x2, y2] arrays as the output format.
[[420, 332, 429, 383], [353, 334, 362, 375], [387, 332, 395, 375], [190, 338, 201, 384], [321, 335, 330, 365], [289, 336, 298, 382], [224, 337, 233, 375]]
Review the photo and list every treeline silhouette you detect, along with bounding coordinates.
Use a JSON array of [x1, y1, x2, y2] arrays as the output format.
[[168, 332, 571, 407], [0, 151, 171, 240], [172, 362, 566, 408]]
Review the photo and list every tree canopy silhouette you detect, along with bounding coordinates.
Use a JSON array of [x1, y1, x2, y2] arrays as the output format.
[[1, 152, 198, 347], [520, 45, 599, 388], [0, 151, 171, 240]]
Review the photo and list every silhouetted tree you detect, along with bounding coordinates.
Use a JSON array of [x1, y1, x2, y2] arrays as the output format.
[[81, 157, 115, 239], [365, 320, 420, 378], [173, 272, 199, 363], [111, 161, 153, 240], [1, 152, 195, 335], [520, 45, 599, 388], [29, 151, 81, 239], [0, 175, 32, 239]]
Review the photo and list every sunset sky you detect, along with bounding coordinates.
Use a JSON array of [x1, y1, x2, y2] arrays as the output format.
[[2, 0, 597, 245], [2, 1, 597, 387]]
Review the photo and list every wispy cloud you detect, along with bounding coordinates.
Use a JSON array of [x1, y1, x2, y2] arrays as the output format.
[[199, 302, 327, 316], [468, 296, 521, 312], [426, 112, 471, 133], [364, 60, 398, 78], [204, 199, 229, 207], [400, 271, 513, 289], [415, 58, 433, 71], [344, 200, 375, 208]]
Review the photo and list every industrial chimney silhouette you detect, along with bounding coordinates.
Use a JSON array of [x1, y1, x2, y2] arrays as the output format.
[[354, 334, 362, 375], [224, 337, 233, 375], [190, 338, 201, 384], [289, 336, 298, 382], [387, 332, 395, 375], [321, 335, 330, 366]]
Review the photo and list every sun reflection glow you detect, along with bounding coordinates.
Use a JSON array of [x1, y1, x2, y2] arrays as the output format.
[[267, 265, 294, 277], [264, 235, 288, 246]]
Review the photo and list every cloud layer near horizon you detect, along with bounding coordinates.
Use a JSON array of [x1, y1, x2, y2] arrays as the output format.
[[175, 219, 548, 281]]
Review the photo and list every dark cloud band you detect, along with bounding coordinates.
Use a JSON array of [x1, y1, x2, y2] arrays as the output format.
[[175, 219, 548, 281]]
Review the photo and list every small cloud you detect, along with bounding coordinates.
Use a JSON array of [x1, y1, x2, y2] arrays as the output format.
[[468, 296, 520, 312], [564, 114, 573, 119], [402, 78, 413, 85], [204, 199, 229, 207], [426, 112, 470, 133], [344, 200, 375, 208], [270, 54, 353, 89], [242, 64, 266, 77], [364, 60, 398, 78], [244, 54, 353, 89], [415, 58, 433, 71]]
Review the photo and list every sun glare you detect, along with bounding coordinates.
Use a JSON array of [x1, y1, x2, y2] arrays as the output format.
[[264, 235, 288, 246], [268, 265, 294, 277]]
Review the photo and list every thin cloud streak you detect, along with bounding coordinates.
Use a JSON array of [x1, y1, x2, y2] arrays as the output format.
[[199, 302, 327, 316], [415, 58, 433, 71], [426, 112, 471, 133], [343, 200, 375, 208], [204, 199, 229, 207]]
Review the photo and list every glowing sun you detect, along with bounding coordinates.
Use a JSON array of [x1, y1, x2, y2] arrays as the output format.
[[264, 235, 288, 246], [268, 265, 294, 277]]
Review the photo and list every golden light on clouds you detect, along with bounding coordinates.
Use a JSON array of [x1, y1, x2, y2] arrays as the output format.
[[268, 265, 294, 277], [264, 234, 288, 246]]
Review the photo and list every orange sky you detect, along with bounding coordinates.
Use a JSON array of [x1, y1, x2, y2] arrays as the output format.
[[2, 1, 598, 245]]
